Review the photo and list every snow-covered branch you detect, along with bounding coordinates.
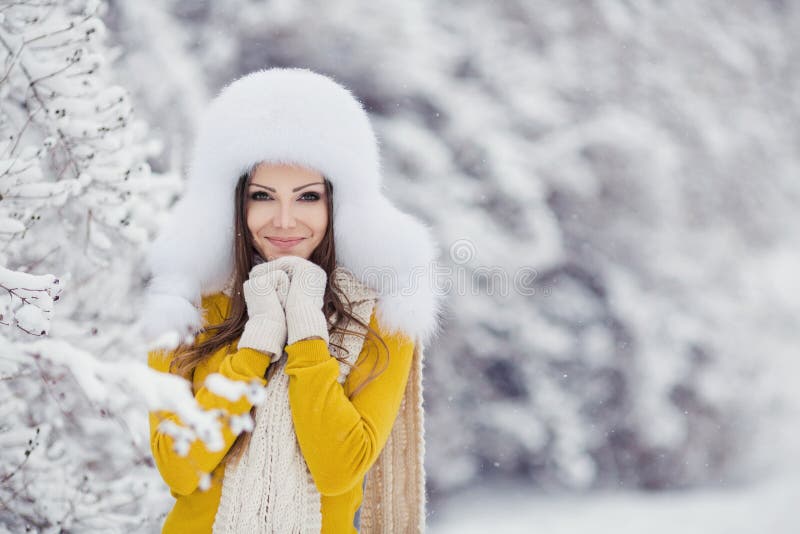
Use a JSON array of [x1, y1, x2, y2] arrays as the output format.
[[0, 264, 61, 335]]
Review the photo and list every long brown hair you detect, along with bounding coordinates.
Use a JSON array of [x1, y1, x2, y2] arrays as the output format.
[[168, 163, 390, 466]]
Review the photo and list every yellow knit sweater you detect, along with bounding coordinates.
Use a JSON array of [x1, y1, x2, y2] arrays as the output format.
[[148, 291, 415, 533]]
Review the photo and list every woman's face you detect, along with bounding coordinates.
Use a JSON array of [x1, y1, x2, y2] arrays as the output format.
[[246, 162, 329, 261]]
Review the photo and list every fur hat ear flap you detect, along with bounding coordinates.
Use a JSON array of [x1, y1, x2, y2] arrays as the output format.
[[334, 196, 447, 346]]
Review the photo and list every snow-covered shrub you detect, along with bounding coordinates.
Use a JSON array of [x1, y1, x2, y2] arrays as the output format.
[[0, 1, 209, 531]]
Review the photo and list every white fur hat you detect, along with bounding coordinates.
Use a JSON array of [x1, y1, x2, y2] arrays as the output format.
[[139, 68, 444, 348]]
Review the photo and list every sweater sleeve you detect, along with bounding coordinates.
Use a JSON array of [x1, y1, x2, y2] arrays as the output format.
[[147, 295, 274, 496], [283, 311, 415, 496]]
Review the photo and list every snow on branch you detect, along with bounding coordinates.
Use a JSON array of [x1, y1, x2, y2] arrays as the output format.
[[11, 336, 266, 457], [0, 264, 62, 336]]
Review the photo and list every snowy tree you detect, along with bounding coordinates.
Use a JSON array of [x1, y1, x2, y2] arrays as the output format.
[[0, 1, 231, 531]]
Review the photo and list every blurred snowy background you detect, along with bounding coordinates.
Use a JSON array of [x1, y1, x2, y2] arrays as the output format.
[[0, 0, 798, 532]]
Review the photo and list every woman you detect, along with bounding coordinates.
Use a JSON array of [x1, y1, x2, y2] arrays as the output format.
[[139, 68, 443, 533]]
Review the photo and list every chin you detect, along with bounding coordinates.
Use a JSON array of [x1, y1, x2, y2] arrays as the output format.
[[266, 249, 311, 260]]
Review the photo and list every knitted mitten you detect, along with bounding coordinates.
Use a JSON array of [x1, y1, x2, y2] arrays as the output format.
[[267, 255, 329, 346], [238, 264, 290, 362]]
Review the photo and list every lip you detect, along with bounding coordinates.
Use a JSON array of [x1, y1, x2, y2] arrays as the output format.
[[267, 237, 305, 249]]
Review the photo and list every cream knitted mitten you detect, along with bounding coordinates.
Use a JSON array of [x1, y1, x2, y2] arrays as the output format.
[[267, 255, 329, 346], [238, 264, 290, 362]]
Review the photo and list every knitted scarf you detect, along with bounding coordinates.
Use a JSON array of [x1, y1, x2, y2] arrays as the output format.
[[212, 267, 427, 533]]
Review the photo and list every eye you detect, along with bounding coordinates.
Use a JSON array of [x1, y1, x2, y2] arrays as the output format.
[[250, 191, 271, 201], [299, 192, 321, 201]]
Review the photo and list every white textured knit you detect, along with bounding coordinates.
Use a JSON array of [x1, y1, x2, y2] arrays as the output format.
[[212, 267, 378, 533]]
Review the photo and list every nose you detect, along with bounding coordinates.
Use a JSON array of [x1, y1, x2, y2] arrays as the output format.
[[273, 200, 296, 229]]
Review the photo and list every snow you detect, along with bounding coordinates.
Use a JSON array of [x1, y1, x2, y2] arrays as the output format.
[[0, 218, 26, 234], [429, 471, 800, 534], [205, 372, 267, 405]]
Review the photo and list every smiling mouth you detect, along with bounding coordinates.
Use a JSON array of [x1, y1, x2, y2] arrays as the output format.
[[267, 237, 305, 248]]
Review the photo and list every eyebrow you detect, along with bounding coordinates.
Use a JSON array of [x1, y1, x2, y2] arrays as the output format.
[[249, 181, 324, 193]]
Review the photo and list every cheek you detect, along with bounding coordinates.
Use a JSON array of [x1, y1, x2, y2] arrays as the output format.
[[312, 206, 329, 235], [245, 212, 256, 236], [246, 204, 269, 235]]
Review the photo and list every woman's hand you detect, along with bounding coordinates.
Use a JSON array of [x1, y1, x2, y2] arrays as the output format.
[[268, 255, 329, 346], [238, 264, 291, 362]]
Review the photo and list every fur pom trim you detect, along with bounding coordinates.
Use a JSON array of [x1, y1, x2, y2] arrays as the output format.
[[334, 196, 446, 345], [141, 68, 444, 347]]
